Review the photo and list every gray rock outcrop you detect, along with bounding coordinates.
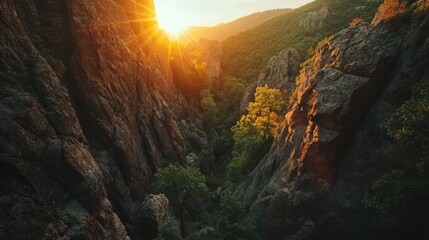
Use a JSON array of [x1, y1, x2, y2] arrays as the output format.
[[141, 194, 179, 239], [299, 6, 330, 31], [241, 48, 301, 112]]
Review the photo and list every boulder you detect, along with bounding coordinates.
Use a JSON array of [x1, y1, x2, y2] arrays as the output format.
[[141, 194, 180, 239]]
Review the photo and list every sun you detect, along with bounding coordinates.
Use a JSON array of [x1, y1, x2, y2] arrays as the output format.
[[157, 16, 188, 39], [155, 3, 189, 39]]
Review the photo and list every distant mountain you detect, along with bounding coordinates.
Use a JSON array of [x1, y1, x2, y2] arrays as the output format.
[[182, 9, 291, 42], [221, 0, 382, 83]]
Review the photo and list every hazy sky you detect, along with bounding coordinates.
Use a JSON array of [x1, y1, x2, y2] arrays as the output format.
[[154, 0, 314, 27]]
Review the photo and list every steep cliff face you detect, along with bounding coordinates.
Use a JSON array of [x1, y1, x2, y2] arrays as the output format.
[[0, 0, 185, 239], [238, 1, 429, 239]]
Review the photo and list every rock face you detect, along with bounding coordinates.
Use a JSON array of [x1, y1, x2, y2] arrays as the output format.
[[141, 194, 179, 239], [241, 48, 301, 112], [238, 1, 429, 239], [0, 0, 185, 239], [299, 6, 330, 31]]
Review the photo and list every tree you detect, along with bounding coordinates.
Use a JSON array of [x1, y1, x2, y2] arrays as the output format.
[[151, 165, 209, 237], [247, 86, 285, 140], [228, 86, 285, 181], [200, 89, 219, 128]]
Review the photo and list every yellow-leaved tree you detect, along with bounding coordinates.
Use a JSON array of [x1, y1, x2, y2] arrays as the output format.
[[228, 86, 285, 182]]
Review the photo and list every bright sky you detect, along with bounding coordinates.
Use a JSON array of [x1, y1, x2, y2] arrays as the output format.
[[154, 0, 314, 27]]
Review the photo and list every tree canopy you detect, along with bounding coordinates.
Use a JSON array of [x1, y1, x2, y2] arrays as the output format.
[[228, 86, 286, 182], [151, 165, 209, 236]]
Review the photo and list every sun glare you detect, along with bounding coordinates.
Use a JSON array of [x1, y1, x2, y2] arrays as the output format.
[[157, 16, 188, 39], [155, 3, 189, 39]]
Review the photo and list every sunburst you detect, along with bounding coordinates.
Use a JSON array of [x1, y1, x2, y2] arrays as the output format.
[[155, 3, 189, 40]]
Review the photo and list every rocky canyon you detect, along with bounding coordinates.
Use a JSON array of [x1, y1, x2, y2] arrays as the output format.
[[1, 0, 428, 239]]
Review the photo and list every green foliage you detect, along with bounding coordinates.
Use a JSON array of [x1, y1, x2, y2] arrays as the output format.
[[200, 89, 219, 128], [170, 44, 210, 101], [215, 192, 261, 240], [248, 86, 285, 140], [196, 77, 247, 177], [221, 0, 380, 83], [233, 86, 285, 142], [364, 86, 429, 239], [228, 86, 285, 182], [187, 192, 261, 240], [185, 9, 292, 42], [198, 145, 225, 190], [151, 165, 209, 222], [215, 76, 247, 115], [212, 129, 234, 160], [364, 170, 428, 226], [197, 129, 235, 189], [386, 86, 429, 143], [198, 146, 216, 176]]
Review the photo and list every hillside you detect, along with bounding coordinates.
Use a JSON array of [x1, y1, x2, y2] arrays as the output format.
[[221, 0, 381, 83], [182, 9, 291, 42]]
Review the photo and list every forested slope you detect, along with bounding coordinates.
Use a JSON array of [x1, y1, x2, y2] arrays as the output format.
[[184, 9, 291, 42], [221, 0, 381, 83]]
